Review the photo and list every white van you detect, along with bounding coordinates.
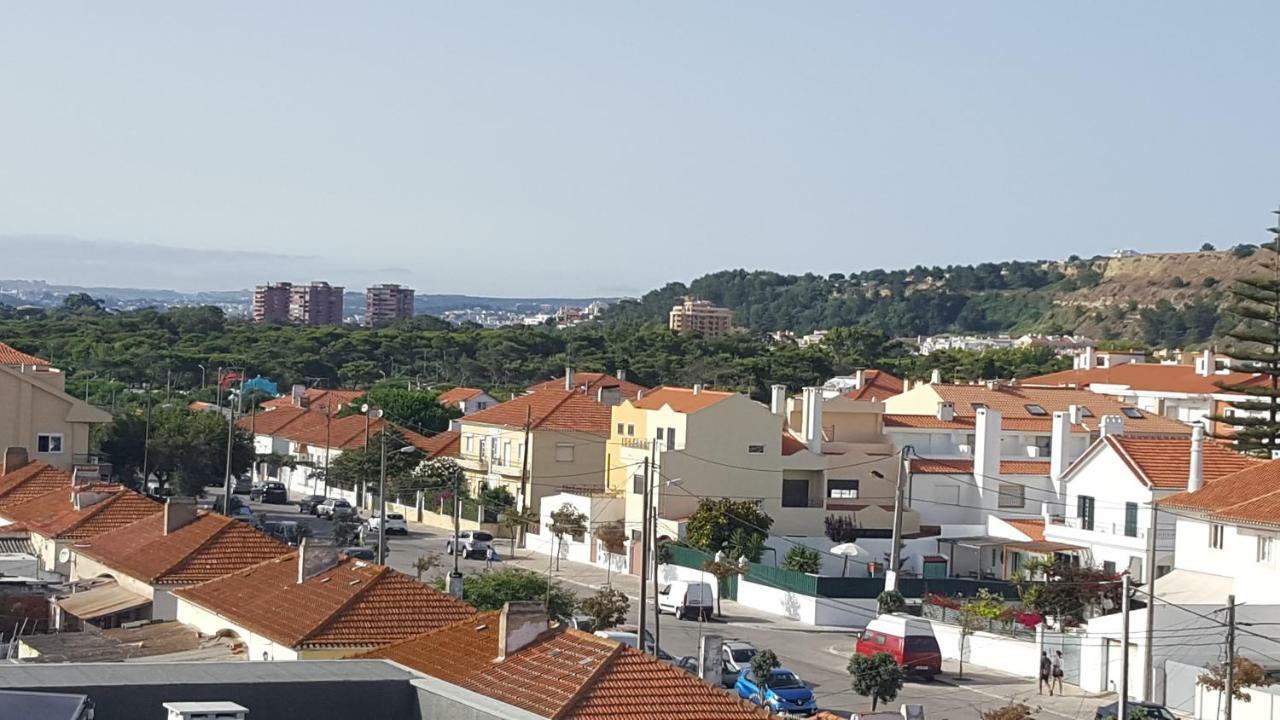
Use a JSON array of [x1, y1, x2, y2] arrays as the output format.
[[656, 580, 714, 620]]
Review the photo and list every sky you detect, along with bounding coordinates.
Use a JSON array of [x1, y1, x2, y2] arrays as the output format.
[[2, 2, 1279, 298]]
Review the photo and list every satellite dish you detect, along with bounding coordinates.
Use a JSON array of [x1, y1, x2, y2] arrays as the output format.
[[58, 548, 71, 564]]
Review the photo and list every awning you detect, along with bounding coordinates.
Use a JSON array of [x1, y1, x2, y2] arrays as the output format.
[[1004, 541, 1085, 554], [1149, 569, 1234, 606], [57, 582, 150, 620], [939, 535, 1010, 549]]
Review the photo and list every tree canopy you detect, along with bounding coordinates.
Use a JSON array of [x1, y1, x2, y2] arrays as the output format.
[[99, 406, 253, 496], [458, 568, 577, 619], [685, 499, 774, 560]]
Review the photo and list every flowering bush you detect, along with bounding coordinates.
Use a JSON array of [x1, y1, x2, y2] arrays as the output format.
[[923, 592, 960, 609]]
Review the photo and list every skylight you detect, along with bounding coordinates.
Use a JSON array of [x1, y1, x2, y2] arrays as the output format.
[[1122, 407, 1143, 419], [1024, 404, 1048, 416], [1079, 406, 1094, 417]]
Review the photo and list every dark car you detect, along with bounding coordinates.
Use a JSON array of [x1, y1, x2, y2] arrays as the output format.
[[1095, 703, 1176, 720], [343, 546, 376, 561], [263, 520, 303, 546], [297, 495, 328, 515], [261, 482, 288, 504]]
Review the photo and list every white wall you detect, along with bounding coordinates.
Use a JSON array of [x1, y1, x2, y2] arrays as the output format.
[[1174, 517, 1280, 605], [175, 598, 299, 661], [926, 619, 1041, 680], [1167, 659, 1280, 720]]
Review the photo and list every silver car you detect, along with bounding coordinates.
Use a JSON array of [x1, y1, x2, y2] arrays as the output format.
[[445, 530, 493, 558]]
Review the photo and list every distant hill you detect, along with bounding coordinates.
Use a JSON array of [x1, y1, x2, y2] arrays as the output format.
[[605, 248, 1264, 346]]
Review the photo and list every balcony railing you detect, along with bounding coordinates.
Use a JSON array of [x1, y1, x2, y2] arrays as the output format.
[[1050, 515, 1144, 540], [619, 438, 651, 450]]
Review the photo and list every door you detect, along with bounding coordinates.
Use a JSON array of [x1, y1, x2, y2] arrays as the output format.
[[781, 479, 809, 508], [1042, 632, 1082, 685]]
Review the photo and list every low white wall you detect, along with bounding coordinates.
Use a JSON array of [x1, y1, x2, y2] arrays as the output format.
[[736, 577, 816, 623], [926, 619, 1041, 679], [1166, 659, 1280, 720]]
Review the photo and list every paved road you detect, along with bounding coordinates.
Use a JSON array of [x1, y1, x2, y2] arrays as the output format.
[[224, 491, 1105, 720]]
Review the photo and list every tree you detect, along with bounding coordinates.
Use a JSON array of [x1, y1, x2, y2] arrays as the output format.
[[725, 527, 766, 564], [1013, 559, 1119, 625], [499, 507, 538, 557], [325, 428, 424, 496], [782, 545, 821, 574], [702, 558, 745, 618], [824, 514, 859, 543], [548, 504, 588, 571], [99, 407, 253, 495], [577, 587, 629, 631], [748, 648, 781, 698], [413, 552, 442, 582], [594, 521, 627, 585], [344, 386, 461, 434], [333, 517, 363, 548], [877, 590, 905, 615], [685, 498, 773, 557], [1198, 657, 1274, 701], [848, 652, 904, 711], [1201, 243, 1217, 252], [956, 603, 988, 680], [1210, 226, 1280, 456], [461, 568, 576, 619]]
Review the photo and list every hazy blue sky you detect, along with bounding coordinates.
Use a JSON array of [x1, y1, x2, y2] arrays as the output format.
[[2, 3, 1278, 297]]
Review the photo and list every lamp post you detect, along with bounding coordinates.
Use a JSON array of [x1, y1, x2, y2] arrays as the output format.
[[221, 367, 245, 515], [378, 442, 415, 565], [448, 463, 464, 599]]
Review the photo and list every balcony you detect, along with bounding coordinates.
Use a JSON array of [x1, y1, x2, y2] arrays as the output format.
[[1049, 515, 1145, 540], [619, 438, 651, 450]]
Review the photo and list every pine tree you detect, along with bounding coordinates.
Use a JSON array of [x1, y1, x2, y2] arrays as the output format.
[[1211, 208, 1280, 457]]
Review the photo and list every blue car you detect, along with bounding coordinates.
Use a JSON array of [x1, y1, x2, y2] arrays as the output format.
[[734, 667, 817, 716]]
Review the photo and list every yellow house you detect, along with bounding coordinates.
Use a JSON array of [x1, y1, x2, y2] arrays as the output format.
[[0, 342, 112, 472]]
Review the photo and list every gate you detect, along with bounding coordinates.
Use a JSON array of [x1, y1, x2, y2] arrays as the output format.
[[1042, 632, 1083, 686]]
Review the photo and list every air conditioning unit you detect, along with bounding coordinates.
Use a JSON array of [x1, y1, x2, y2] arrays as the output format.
[[957, 444, 973, 456], [1026, 446, 1042, 458]]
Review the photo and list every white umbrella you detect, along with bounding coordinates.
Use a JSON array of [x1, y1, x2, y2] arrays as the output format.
[[830, 542, 866, 577]]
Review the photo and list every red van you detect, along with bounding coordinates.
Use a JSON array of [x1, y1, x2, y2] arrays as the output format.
[[854, 615, 942, 680]]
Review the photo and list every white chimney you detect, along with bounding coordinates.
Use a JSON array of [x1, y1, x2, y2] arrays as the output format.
[[802, 387, 824, 454], [854, 369, 866, 389], [298, 539, 341, 583], [1195, 349, 1213, 377], [1099, 414, 1125, 438], [291, 383, 307, 408], [770, 384, 787, 416], [498, 601, 548, 661], [692, 384, 703, 395], [564, 367, 574, 391], [164, 497, 198, 535], [1076, 346, 1097, 370], [930, 369, 942, 385], [1050, 411, 1070, 482], [973, 408, 1002, 496], [2, 447, 29, 476], [72, 488, 113, 510], [936, 401, 955, 422], [1067, 405, 1083, 425], [1188, 423, 1205, 493], [616, 368, 627, 382]]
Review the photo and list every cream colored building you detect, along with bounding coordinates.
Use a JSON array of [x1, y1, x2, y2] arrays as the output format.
[[668, 298, 734, 338], [0, 343, 111, 473]]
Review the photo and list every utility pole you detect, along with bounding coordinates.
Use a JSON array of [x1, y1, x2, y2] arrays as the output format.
[[221, 369, 244, 514], [448, 462, 463, 599], [651, 442, 661, 659], [1120, 573, 1130, 720], [141, 383, 152, 487], [1226, 594, 1237, 720], [322, 404, 332, 496], [361, 408, 373, 510], [638, 456, 651, 656], [377, 430, 388, 564], [1142, 501, 1159, 701], [885, 446, 912, 593]]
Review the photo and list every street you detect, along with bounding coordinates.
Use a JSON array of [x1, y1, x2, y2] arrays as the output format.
[[228, 491, 1108, 720]]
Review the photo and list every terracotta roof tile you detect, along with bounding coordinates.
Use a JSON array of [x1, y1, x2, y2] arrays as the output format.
[[1105, 436, 1260, 490], [75, 511, 291, 585], [1162, 460, 1280, 528], [627, 386, 734, 414], [173, 553, 475, 649], [528, 373, 648, 400], [3, 485, 162, 540], [1003, 518, 1047, 542], [260, 388, 365, 414], [910, 458, 1051, 476], [1025, 364, 1267, 395], [418, 430, 460, 458], [0, 341, 50, 367], [463, 390, 612, 434], [239, 406, 326, 436], [0, 462, 72, 509], [436, 387, 485, 405], [846, 370, 905, 401]]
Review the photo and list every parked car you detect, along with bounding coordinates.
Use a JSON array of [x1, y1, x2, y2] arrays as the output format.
[[316, 498, 354, 520], [674, 656, 699, 675], [735, 666, 817, 716], [260, 482, 288, 504], [445, 530, 493, 558], [343, 546, 376, 561], [718, 640, 758, 687], [365, 512, 409, 535], [593, 629, 672, 660], [232, 476, 253, 494], [854, 614, 942, 680], [263, 520, 303, 546], [1095, 703, 1176, 720], [657, 580, 714, 621], [297, 495, 328, 515], [215, 494, 252, 517]]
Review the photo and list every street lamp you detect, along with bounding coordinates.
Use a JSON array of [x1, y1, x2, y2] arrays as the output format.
[[378, 440, 416, 565]]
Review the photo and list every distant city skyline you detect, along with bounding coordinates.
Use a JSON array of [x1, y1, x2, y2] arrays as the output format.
[[4, 3, 1280, 296]]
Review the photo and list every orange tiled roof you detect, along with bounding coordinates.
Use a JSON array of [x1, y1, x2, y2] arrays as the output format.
[[1003, 517, 1047, 542], [463, 390, 612, 434], [436, 387, 485, 405], [910, 458, 1051, 476], [360, 612, 774, 719], [1162, 460, 1280, 528], [1025, 364, 1267, 396], [931, 384, 1186, 429], [846, 370, 905, 401], [277, 413, 434, 452], [885, 415, 1082, 433], [1100, 435, 1260, 490], [259, 388, 365, 414], [3, 485, 162, 540], [528, 373, 648, 400], [0, 462, 72, 509], [173, 553, 475, 649], [628, 386, 734, 414], [780, 433, 807, 456], [75, 511, 291, 585], [239, 406, 327, 436], [0, 341, 50, 367], [418, 430, 461, 458]]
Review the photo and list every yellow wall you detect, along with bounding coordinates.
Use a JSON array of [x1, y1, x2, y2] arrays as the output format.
[[881, 384, 944, 415], [0, 365, 109, 472], [455, 419, 608, 515]]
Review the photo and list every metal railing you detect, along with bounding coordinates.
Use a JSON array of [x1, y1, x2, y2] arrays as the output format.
[[1050, 515, 1144, 539]]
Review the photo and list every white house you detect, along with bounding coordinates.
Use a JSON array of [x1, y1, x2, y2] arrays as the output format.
[[435, 387, 499, 416]]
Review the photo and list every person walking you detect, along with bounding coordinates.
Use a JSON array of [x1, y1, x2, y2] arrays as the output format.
[[1052, 650, 1065, 695], [485, 544, 499, 570], [1038, 651, 1052, 695]]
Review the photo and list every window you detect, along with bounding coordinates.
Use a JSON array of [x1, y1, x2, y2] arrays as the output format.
[[997, 482, 1025, 508], [1103, 560, 1117, 575], [1034, 436, 1052, 456], [1024, 404, 1048, 417], [1258, 537, 1274, 564], [502, 441, 511, 466], [477, 438, 486, 459], [555, 443, 574, 463], [463, 435, 473, 453], [1077, 495, 1096, 531], [36, 434, 63, 454], [516, 444, 525, 462], [1121, 407, 1144, 419], [1124, 502, 1139, 538], [666, 428, 677, 450], [491, 439, 500, 460], [747, 444, 765, 454], [626, 424, 635, 436], [781, 479, 809, 507], [963, 433, 976, 448], [632, 473, 645, 495], [1078, 406, 1095, 418], [828, 479, 860, 499], [631, 529, 642, 544], [656, 428, 664, 440], [1210, 523, 1225, 550], [616, 423, 625, 436]]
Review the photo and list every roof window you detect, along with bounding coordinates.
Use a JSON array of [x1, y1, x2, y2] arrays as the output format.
[[1121, 407, 1143, 419], [1024, 404, 1048, 416]]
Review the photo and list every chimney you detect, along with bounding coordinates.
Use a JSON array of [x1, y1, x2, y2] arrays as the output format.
[[770, 384, 787, 416], [291, 384, 307, 408], [564, 367, 574, 391], [73, 488, 113, 511], [497, 601, 548, 661], [616, 368, 627, 382], [1188, 423, 1205, 493], [854, 369, 866, 389], [973, 408, 1002, 497], [2, 447, 29, 476], [692, 384, 703, 395], [1195, 349, 1213, 377], [596, 385, 621, 407], [164, 497, 198, 535], [936, 401, 955, 421], [802, 387, 824, 454], [1076, 346, 1096, 370], [298, 539, 341, 583], [930, 369, 942, 385], [1050, 411, 1070, 482], [1099, 414, 1125, 438], [1067, 404, 1083, 425]]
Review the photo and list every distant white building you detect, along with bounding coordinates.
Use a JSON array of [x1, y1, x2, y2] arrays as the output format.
[[916, 334, 1015, 355]]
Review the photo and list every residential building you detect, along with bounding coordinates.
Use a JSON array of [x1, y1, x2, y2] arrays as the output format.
[[1026, 349, 1267, 434], [16, 620, 241, 663], [250, 282, 292, 323], [66, 499, 290, 625], [436, 386, 499, 415], [822, 368, 904, 401], [0, 343, 112, 473], [1069, 346, 1146, 369], [288, 281, 344, 325], [526, 368, 647, 400], [365, 283, 415, 326], [173, 543, 475, 660], [916, 334, 1014, 355], [259, 385, 364, 414], [455, 389, 613, 513], [361, 601, 775, 720], [668, 298, 733, 338]]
